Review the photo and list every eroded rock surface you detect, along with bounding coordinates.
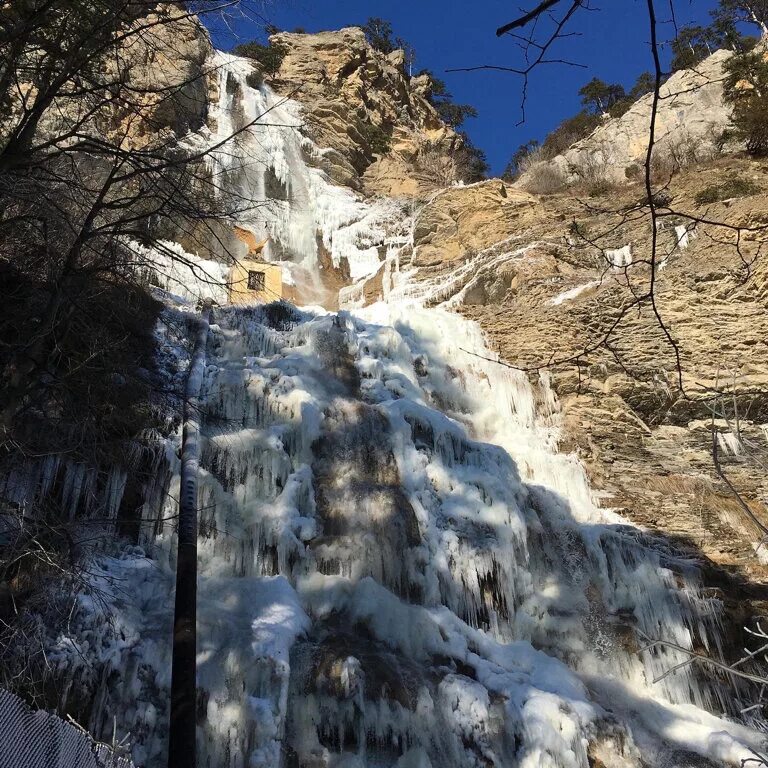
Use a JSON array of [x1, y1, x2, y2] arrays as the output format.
[[519, 49, 734, 187], [412, 181, 538, 267], [270, 28, 463, 195]]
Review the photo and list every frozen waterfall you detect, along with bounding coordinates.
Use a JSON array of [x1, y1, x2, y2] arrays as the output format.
[[44, 50, 768, 767]]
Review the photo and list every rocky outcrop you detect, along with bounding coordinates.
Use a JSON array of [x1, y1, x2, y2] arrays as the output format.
[[412, 181, 538, 266], [269, 28, 462, 195], [122, 7, 211, 138], [11, 5, 212, 151], [104, 6, 212, 145], [519, 49, 733, 188]]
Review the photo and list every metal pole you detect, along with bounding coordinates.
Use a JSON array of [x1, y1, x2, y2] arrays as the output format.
[[168, 307, 210, 768]]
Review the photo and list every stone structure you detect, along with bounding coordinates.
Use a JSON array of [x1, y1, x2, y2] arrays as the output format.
[[228, 260, 282, 305]]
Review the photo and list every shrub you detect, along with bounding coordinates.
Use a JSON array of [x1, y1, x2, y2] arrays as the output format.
[[261, 301, 302, 331], [246, 70, 263, 89], [232, 40, 288, 76], [723, 49, 768, 156], [632, 189, 673, 208], [541, 111, 601, 158], [650, 129, 718, 182], [454, 133, 489, 182], [521, 162, 568, 195], [503, 140, 540, 181], [416, 139, 456, 187], [569, 149, 618, 196], [694, 175, 761, 205], [608, 98, 633, 119], [587, 179, 618, 197], [356, 119, 391, 156]]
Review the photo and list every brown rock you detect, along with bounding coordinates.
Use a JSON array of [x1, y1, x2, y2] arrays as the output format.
[[412, 181, 537, 266], [269, 28, 462, 195]]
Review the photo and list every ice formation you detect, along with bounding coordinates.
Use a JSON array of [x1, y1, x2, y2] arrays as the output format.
[[204, 53, 409, 290], [607, 245, 633, 269], [26, 49, 768, 768], [550, 281, 601, 306], [675, 224, 692, 250]]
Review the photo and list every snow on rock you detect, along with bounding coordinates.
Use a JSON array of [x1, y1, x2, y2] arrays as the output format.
[[132, 238, 230, 304], [607, 244, 632, 269], [551, 280, 600, 306], [675, 224, 692, 250]]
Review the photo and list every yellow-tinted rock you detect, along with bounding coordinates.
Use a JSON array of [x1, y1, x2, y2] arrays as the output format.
[[412, 181, 537, 266], [269, 28, 462, 196]]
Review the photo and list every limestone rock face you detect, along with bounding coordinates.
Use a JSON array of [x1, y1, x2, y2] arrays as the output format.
[[269, 28, 462, 195], [412, 181, 538, 266], [518, 50, 733, 187], [11, 5, 211, 151], [104, 6, 211, 144]]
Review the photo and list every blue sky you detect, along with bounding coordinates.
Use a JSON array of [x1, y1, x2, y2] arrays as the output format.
[[207, 1, 720, 176]]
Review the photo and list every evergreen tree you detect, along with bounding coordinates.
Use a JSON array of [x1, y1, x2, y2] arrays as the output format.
[[421, 74, 479, 129], [578, 78, 626, 114], [629, 72, 656, 100], [714, 0, 768, 35], [233, 40, 288, 75], [670, 25, 721, 71], [723, 48, 768, 154], [361, 17, 396, 54]]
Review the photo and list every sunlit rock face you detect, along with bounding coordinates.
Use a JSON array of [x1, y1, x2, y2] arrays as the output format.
[[114, 5, 212, 140], [411, 181, 538, 267], [4, 5, 211, 155], [517, 49, 734, 188], [269, 28, 464, 196]]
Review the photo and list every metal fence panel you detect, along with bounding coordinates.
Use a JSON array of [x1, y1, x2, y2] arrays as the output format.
[[0, 689, 134, 768]]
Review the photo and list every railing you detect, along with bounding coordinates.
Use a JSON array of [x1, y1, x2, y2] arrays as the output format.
[[0, 688, 134, 768]]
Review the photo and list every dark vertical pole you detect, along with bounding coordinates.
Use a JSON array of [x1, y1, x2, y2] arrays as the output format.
[[168, 308, 210, 768]]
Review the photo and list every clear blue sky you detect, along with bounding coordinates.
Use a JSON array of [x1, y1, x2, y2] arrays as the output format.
[[207, 1, 720, 176]]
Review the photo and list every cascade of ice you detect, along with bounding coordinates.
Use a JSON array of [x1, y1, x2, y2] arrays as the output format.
[[203, 53, 408, 292], [43, 46, 768, 768], [177, 300, 764, 768]]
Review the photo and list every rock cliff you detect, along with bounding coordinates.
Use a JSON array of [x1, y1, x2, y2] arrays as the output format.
[[6, 11, 768, 764], [242, 32, 768, 601], [518, 49, 734, 188], [169, 24, 768, 604], [268, 28, 464, 195]]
